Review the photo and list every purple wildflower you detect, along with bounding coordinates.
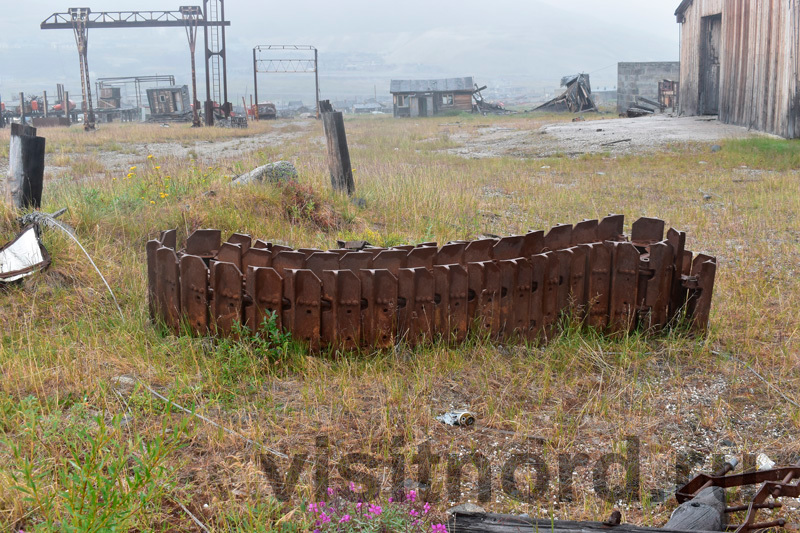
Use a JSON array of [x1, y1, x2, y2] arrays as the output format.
[[424, 502, 432, 514], [368, 503, 383, 516], [339, 515, 351, 523], [407, 489, 417, 502], [432, 524, 448, 533]]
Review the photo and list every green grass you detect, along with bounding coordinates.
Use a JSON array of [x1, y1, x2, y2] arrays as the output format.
[[0, 116, 798, 531]]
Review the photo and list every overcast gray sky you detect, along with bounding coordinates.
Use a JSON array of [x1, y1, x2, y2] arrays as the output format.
[[1, 1, 681, 103]]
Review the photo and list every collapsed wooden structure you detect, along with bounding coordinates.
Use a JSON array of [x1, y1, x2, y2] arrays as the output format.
[[146, 215, 716, 349], [535, 74, 598, 113]]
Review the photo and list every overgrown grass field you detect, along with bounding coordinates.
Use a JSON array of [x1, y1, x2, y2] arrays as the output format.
[[0, 114, 798, 532]]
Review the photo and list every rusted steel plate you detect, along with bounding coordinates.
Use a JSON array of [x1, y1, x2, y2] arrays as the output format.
[[226, 233, 251, 254], [597, 214, 625, 242], [155, 247, 181, 333], [392, 245, 415, 252], [638, 241, 674, 329], [321, 270, 361, 349], [211, 261, 243, 336], [284, 269, 321, 349], [398, 267, 435, 345], [493, 235, 525, 261], [180, 254, 209, 334], [186, 229, 221, 257], [433, 264, 469, 343], [686, 254, 716, 332], [146, 240, 160, 320], [571, 219, 598, 245], [509, 258, 533, 338], [270, 244, 293, 253], [360, 269, 397, 347], [554, 249, 573, 314], [216, 242, 242, 270], [159, 229, 177, 249], [467, 261, 501, 337], [406, 246, 437, 270], [253, 239, 270, 249], [497, 259, 519, 337], [372, 249, 407, 277], [417, 242, 438, 248], [245, 266, 283, 332], [361, 247, 388, 257], [568, 246, 588, 318], [298, 248, 324, 258], [436, 242, 467, 266], [521, 230, 545, 258], [667, 228, 687, 321], [606, 242, 639, 333], [581, 243, 612, 329], [544, 224, 572, 251], [528, 254, 547, 340], [272, 251, 306, 276], [242, 247, 271, 273], [339, 251, 373, 272], [464, 239, 495, 264], [541, 252, 561, 337], [631, 217, 665, 245], [305, 252, 341, 278]]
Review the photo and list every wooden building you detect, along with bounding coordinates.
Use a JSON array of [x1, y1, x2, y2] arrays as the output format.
[[390, 77, 474, 117], [675, 0, 800, 138], [146, 86, 191, 119]]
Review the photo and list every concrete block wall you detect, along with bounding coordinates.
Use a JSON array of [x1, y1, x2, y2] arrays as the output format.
[[617, 62, 680, 113]]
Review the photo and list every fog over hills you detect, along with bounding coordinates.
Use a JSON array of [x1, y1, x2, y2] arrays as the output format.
[[0, 0, 679, 104]]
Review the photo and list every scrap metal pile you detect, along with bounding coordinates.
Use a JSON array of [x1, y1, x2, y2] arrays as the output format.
[[534, 73, 598, 113], [146, 215, 716, 349]]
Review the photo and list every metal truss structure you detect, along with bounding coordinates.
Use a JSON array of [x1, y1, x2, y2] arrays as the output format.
[[96, 75, 176, 109], [253, 45, 320, 119]]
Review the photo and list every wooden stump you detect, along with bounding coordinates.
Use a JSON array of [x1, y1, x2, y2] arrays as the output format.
[[5, 123, 45, 209], [320, 100, 355, 195]]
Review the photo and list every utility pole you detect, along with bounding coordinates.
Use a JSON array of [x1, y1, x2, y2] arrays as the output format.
[[69, 8, 95, 130]]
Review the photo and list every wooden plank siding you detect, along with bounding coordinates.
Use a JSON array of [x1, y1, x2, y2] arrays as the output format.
[[678, 0, 800, 138]]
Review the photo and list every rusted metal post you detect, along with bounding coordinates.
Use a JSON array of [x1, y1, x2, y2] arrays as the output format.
[[252, 47, 259, 120], [19, 92, 25, 123], [320, 100, 355, 195], [181, 6, 202, 127], [5, 123, 45, 209], [315, 48, 320, 119], [64, 91, 70, 123], [43, 91, 49, 118]]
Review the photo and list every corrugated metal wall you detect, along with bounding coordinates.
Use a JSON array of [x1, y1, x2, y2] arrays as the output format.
[[678, 0, 800, 138]]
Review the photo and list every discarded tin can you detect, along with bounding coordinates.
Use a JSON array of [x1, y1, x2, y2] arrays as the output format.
[[436, 410, 476, 427]]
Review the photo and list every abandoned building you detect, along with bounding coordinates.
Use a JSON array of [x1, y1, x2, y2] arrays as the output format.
[[675, 0, 800, 138], [390, 77, 474, 117], [617, 62, 680, 113], [146, 86, 192, 121]]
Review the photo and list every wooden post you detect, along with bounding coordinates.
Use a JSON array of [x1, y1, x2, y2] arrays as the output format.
[[664, 487, 726, 531], [320, 100, 355, 196], [43, 91, 49, 118], [5, 123, 45, 209]]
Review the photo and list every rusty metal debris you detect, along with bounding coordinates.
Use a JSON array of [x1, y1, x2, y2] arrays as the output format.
[[146, 215, 716, 348], [676, 458, 800, 533], [436, 410, 476, 427]]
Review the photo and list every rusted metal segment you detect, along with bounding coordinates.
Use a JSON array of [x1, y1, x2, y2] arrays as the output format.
[[417, 241, 438, 248], [270, 243, 293, 253], [211, 261, 244, 336], [392, 244, 415, 252], [298, 248, 324, 258], [540, 253, 561, 337], [553, 249, 573, 313], [667, 228, 687, 320], [186, 229, 221, 258], [245, 266, 283, 331], [597, 214, 625, 242], [226, 233, 252, 254], [433, 264, 469, 343], [581, 243, 612, 329], [406, 245, 437, 270], [567, 246, 588, 318], [468, 261, 501, 337], [320, 270, 361, 349], [216, 242, 242, 270], [497, 259, 520, 337], [253, 239, 270, 249], [464, 239, 495, 264], [272, 251, 306, 276], [180, 254, 209, 334], [521, 230, 545, 257], [360, 247, 387, 257], [638, 241, 675, 329], [397, 267, 435, 345], [571, 219, 598, 245], [685, 254, 717, 332], [681, 250, 693, 276], [155, 247, 181, 332], [435, 242, 467, 266], [339, 251, 373, 272], [305, 252, 341, 278], [372, 249, 407, 277], [509, 258, 533, 338], [528, 254, 547, 340], [284, 269, 322, 349], [360, 269, 397, 347], [337, 239, 370, 250], [146, 240, 160, 320], [544, 223, 573, 252], [606, 242, 639, 333], [631, 217, 666, 245], [159, 229, 177, 249], [493, 235, 525, 261], [242, 247, 271, 272]]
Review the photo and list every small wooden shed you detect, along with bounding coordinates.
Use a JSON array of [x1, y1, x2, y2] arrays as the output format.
[[675, 0, 800, 138], [390, 77, 474, 117]]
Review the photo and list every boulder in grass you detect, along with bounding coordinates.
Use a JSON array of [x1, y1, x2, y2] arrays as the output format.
[[232, 161, 298, 185]]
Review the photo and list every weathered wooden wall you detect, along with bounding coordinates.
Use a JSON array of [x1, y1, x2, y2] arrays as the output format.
[[678, 0, 800, 138]]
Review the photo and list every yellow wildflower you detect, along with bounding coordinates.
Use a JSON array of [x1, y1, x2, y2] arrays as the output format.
[[130, 166, 136, 171], [150, 200, 155, 204], [147, 154, 154, 159]]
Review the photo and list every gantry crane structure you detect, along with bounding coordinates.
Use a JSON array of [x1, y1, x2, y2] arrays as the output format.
[[41, 3, 230, 129]]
